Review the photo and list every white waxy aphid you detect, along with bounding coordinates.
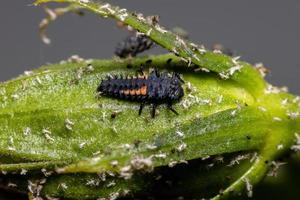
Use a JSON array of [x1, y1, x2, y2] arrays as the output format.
[[107, 171, 115, 177], [186, 82, 195, 93], [112, 125, 118, 133], [198, 45, 207, 53], [217, 95, 223, 104], [92, 151, 101, 156], [79, 142, 87, 149], [118, 9, 128, 21], [42, 128, 51, 134], [180, 57, 188, 63], [58, 183, 68, 190], [109, 192, 120, 200], [146, 144, 157, 150], [277, 144, 284, 150], [250, 152, 259, 163], [213, 49, 222, 54], [44, 134, 54, 142], [153, 153, 167, 159], [273, 117, 282, 121], [146, 28, 153, 36], [136, 13, 145, 21], [292, 96, 300, 103], [68, 55, 85, 63], [187, 57, 192, 67], [20, 169, 28, 175], [214, 156, 224, 163], [8, 137, 16, 151], [79, 0, 90, 3], [176, 142, 187, 152], [254, 62, 268, 77], [265, 84, 288, 94], [243, 178, 253, 198], [86, 179, 100, 187], [28, 179, 47, 198], [100, 3, 115, 15], [176, 130, 185, 138], [122, 189, 130, 196], [172, 47, 179, 55], [106, 181, 116, 188], [98, 172, 106, 181], [65, 118, 74, 130], [8, 182, 17, 188], [155, 24, 168, 33], [258, 106, 267, 112], [36, 77, 42, 84], [281, 98, 288, 106], [102, 111, 107, 121], [119, 165, 133, 180], [110, 160, 119, 167], [179, 160, 188, 165], [197, 67, 210, 73], [291, 133, 300, 152], [232, 56, 241, 65], [202, 155, 210, 160], [228, 65, 243, 76], [130, 156, 153, 171], [24, 71, 34, 76], [11, 94, 20, 100], [219, 72, 230, 79], [192, 52, 200, 61], [267, 161, 287, 177], [231, 109, 237, 116], [168, 161, 178, 168], [8, 146, 16, 151], [227, 154, 250, 167], [287, 111, 299, 119], [43, 128, 54, 142], [200, 98, 212, 105], [41, 168, 53, 177], [120, 143, 133, 150], [190, 42, 198, 49], [206, 163, 214, 168]]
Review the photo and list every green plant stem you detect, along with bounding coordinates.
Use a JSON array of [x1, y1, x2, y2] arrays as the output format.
[[34, 0, 266, 97]]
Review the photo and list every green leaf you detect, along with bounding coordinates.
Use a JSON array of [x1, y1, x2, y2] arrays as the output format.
[[1, 54, 299, 199]]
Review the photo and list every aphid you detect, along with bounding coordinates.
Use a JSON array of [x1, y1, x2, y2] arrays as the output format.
[[212, 43, 235, 56], [115, 34, 154, 58], [97, 69, 184, 118]]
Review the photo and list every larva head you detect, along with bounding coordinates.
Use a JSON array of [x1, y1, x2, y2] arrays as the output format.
[[168, 73, 184, 102]]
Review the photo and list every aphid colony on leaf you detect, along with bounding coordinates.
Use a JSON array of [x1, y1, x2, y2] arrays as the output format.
[[97, 69, 185, 118]]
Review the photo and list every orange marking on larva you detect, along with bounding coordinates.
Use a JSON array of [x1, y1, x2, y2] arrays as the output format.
[[135, 89, 141, 95], [130, 90, 136, 95], [123, 90, 130, 95], [140, 86, 147, 95]]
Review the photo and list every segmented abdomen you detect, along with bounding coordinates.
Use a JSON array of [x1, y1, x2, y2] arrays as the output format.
[[97, 76, 149, 101]]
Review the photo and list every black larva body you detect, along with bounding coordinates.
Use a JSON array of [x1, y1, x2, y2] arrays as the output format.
[[97, 70, 184, 118], [115, 34, 154, 58]]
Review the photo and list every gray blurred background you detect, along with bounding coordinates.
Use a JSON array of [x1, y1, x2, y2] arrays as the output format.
[[0, 0, 300, 96]]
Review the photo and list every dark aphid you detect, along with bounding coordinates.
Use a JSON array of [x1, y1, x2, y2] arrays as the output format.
[[97, 69, 184, 118], [115, 34, 154, 58]]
